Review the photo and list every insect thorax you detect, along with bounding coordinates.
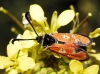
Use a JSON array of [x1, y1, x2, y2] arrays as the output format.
[[43, 34, 56, 46], [36, 34, 65, 47], [36, 34, 56, 46]]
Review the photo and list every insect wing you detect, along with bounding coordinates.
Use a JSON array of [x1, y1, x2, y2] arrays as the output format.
[[52, 33, 92, 46], [49, 43, 89, 60]]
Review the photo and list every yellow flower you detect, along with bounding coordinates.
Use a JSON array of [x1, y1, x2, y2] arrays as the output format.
[[8, 69, 18, 74], [0, 56, 13, 69], [29, 4, 44, 25], [89, 53, 100, 61], [0, 30, 37, 73], [89, 28, 100, 38], [50, 9, 75, 33], [29, 4, 75, 33], [7, 31, 33, 60], [18, 30, 38, 48], [7, 39, 22, 59], [69, 60, 99, 74], [56, 9, 75, 31], [17, 56, 35, 72], [69, 60, 83, 74], [83, 65, 99, 74]]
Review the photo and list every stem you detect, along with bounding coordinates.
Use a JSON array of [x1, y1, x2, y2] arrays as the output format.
[[0, 7, 25, 30], [72, 12, 79, 30], [71, 13, 92, 34], [70, 5, 75, 11], [11, 27, 20, 35]]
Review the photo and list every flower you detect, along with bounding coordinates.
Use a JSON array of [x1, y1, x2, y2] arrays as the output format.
[[7, 40, 22, 59], [8, 69, 18, 74], [0, 30, 37, 73], [29, 4, 44, 25], [7, 30, 39, 59], [69, 60, 99, 74], [17, 30, 38, 48], [29, 4, 75, 33], [89, 28, 100, 38], [0, 56, 13, 69], [18, 57, 35, 72]]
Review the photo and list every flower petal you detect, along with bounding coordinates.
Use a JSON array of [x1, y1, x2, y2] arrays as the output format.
[[84, 65, 99, 74], [29, 4, 44, 24], [50, 11, 58, 32], [7, 40, 22, 59], [20, 30, 38, 48], [57, 10, 75, 27], [69, 60, 83, 73], [89, 28, 100, 38], [8, 69, 18, 74], [0, 56, 13, 69], [89, 53, 100, 61], [18, 49, 28, 57], [18, 57, 35, 71]]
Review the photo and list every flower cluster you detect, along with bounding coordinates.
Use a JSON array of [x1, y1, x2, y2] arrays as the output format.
[[0, 4, 99, 74]]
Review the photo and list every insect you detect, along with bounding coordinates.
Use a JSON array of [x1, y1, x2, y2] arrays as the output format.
[[12, 12, 92, 60]]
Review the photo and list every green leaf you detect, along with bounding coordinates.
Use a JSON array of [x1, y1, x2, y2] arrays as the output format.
[[83, 65, 99, 74], [89, 28, 100, 38]]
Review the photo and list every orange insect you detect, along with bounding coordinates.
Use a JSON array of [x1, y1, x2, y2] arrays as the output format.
[[12, 12, 92, 60]]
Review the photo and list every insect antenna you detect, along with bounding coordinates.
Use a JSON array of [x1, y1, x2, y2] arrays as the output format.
[[12, 12, 40, 44], [25, 12, 39, 37], [12, 38, 37, 44]]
